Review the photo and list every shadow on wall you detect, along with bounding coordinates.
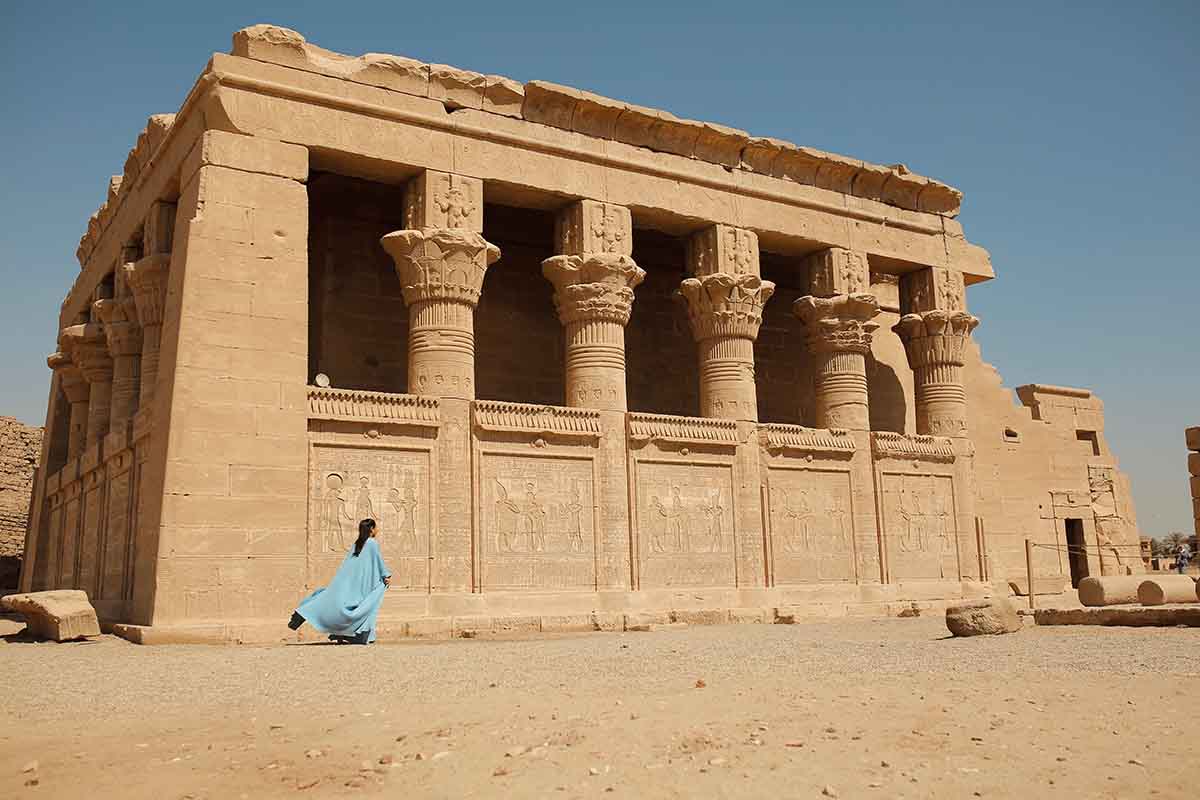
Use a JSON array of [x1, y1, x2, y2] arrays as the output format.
[[868, 356, 906, 433]]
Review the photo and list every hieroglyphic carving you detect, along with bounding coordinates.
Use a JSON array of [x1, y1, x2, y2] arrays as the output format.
[[900, 266, 966, 314], [767, 469, 855, 583], [554, 200, 633, 257], [309, 445, 431, 590], [403, 170, 482, 231], [881, 473, 958, 580], [637, 462, 736, 587], [308, 386, 440, 426], [806, 247, 868, 297], [480, 454, 595, 590], [1088, 464, 1129, 574], [686, 224, 759, 277]]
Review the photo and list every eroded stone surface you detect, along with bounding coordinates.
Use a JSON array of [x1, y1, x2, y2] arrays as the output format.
[[945, 598, 1022, 636], [1, 589, 100, 640]]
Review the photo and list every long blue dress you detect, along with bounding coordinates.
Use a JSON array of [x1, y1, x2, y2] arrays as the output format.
[[295, 538, 391, 643]]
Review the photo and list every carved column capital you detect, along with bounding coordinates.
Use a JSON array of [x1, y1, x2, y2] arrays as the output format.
[[679, 272, 776, 341], [543, 253, 645, 326], [892, 310, 980, 367], [47, 351, 88, 401], [60, 323, 113, 383], [894, 309, 980, 437], [793, 293, 881, 354], [403, 170, 483, 231], [381, 228, 501, 308], [48, 350, 90, 460], [122, 254, 169, 328], [682, 225, 769, 421], [93, 297, 143, 357], [544, 201, 640, 412]]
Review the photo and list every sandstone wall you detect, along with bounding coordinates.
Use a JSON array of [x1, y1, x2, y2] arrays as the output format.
[[0, 416, 42, 558]]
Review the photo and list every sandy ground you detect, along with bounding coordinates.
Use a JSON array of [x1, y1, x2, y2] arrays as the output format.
[[2, 616, 1198, 799]]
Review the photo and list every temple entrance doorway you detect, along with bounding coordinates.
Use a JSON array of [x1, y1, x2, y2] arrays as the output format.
[[1064, 518, 1089, 588]]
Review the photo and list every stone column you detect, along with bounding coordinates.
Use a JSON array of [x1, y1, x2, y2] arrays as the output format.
[[894, 267, 979, 436], [47, 351, 89, 460], [61, 322, 114, 447], [542, 201, 645, 411], [122, 254, 168, 406], [794, 248, 879, 430], [679, 225, 774, 421], [93, 297, 142, 428], [380, 170, 500, 400]]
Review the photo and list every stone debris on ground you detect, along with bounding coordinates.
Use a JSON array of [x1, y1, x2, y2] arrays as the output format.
[[1, 589, 100, 641]]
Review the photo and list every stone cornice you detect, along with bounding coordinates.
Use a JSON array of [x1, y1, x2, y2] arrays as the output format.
[[472, 400, 601, 440], [627, 412, 739, 448], [307, 386, 441, 427], [230, 25, 962, 216], [870, 431, 956, 462], [64, 24, 994, 326], [758, 424, 856, 456]]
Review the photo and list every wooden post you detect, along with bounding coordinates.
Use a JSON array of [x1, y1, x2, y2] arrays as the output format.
[[1024, 538, 1035, 610]]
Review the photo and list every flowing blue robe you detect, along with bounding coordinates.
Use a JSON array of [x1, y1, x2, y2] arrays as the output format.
[[295, 538, 390, 642]]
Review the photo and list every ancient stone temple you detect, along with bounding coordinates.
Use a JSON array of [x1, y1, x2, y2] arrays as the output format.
[[20, 25, 1142, 640]]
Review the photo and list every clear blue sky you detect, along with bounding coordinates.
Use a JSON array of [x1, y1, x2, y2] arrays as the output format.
[[1, 1, 1196, 535]]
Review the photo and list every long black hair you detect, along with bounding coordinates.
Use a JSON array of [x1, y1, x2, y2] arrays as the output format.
[[353, 518, 376, 556]]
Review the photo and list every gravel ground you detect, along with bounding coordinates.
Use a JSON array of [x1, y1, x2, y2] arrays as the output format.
[[3, 617, 1198, 799]]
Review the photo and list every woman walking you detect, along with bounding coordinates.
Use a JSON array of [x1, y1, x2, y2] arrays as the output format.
[[289, 518, 391, 644]]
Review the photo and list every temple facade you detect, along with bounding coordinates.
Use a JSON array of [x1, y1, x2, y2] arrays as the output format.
[[20, 25, 1142, 641]]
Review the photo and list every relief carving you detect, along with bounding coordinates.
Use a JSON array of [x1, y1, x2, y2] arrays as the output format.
[[768, 469, 855, 584], [882, 473, 957, 580], [638, 463, 736, 588], [310, 446, 430, 590], [482, 455, 595, 590]]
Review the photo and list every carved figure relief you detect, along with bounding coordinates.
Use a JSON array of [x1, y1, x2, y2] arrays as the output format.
[[767, 469, 855, 584], [482, 455, 595, 590], [882, 473, 957, 580], [638, 463, 736, 588], [310, 446, 431, 590]]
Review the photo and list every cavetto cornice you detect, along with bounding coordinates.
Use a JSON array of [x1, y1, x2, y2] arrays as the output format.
[[65, 23, 993, 328]]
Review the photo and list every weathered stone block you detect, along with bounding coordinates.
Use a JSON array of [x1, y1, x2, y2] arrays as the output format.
[[1078, 575, 1142, 607], [1185, 426, 1200, 452], [1, 590, 100, 641], [1136, 576, 1198, 606], [944, 598, 1021, 636]]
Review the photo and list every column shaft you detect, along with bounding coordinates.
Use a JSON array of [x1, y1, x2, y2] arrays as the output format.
[[139, 324, 162, 406], [697, 337, 757, 421], [407, 298, 477, 398], [812, 350, 870, 430]]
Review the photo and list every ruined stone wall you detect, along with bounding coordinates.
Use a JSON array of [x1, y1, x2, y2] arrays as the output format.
[[0, 417, 42, 558], [964, 347, 1141, 585], [0, 416, 42, 590]]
